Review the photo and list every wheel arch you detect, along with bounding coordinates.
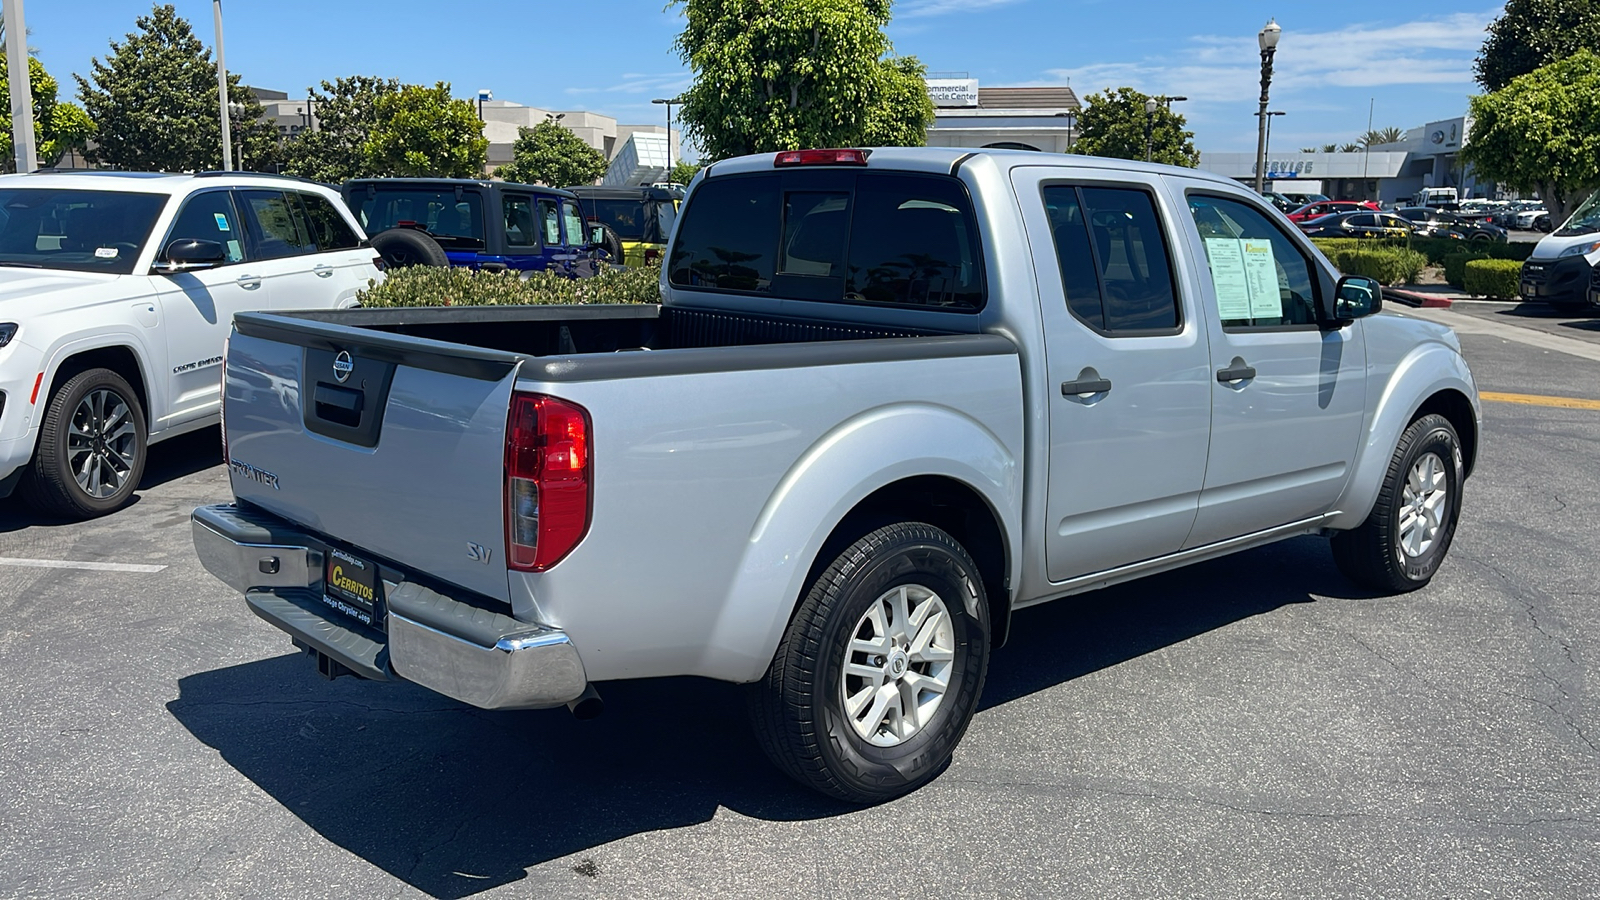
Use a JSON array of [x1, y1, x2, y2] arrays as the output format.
[[697, 403, 1022, 684], [46, 344, 151, 428]]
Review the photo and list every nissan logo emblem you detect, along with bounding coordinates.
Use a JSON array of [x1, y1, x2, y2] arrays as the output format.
[[332, 351, 354, 383]]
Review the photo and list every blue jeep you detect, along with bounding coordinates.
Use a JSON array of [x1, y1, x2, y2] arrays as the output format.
[[341, 178, 610, 276]]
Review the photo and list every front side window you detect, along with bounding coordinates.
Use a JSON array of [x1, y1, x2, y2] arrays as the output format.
[[298, 192, 360, 251], [1188, 193, 1319, 329], [562, 200, 587, 248], [161, 190, 245, 263], [238, 190, 316, 260], [504, 195, 536, 247], [0, 188, 166, 275]]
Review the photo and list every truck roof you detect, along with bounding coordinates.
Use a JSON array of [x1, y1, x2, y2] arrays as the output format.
[[703, 146, 1248, 192]]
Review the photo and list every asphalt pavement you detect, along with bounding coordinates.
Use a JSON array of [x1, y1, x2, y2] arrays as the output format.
[[2, 306, 1598, 899]]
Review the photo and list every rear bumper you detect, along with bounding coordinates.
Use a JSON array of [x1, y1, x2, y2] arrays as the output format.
[[192, 503, 588, 710]]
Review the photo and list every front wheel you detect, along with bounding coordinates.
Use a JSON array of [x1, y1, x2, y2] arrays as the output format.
[[20, 368, 148, 520], [1331, 413, 1463, 592], [748, 522, 990, 803]]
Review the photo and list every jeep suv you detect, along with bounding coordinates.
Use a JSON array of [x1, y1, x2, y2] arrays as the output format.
[[0, 170, 382, 519], [566, 185, 679, 267]]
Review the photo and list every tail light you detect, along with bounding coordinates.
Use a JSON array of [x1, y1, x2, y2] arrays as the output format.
[[643, 248, 661, 265], [775, 148, 869, 167], [506, 393, 592, 571]]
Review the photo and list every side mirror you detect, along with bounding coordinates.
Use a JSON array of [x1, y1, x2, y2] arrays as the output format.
[[158, 239, 227, 271], [1328, 274, 1383, 324]]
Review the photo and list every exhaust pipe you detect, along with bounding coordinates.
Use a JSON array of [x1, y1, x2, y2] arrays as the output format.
[[566, 684, 604, 720]]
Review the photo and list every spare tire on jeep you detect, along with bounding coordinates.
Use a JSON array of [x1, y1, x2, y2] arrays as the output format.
[[588, 221, 626, 267], [370, 228, 449, 269]]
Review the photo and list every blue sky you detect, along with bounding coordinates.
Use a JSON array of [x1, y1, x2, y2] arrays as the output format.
[[29, 1, 1504, 159]]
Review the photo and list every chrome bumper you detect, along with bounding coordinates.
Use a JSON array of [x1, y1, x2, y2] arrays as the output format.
[[192, 504, 588, 710]]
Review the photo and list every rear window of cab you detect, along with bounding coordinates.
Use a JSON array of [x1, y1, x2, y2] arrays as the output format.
[[668, 171, 986, 311]]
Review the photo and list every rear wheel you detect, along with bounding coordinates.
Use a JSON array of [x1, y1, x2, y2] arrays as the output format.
[[1331, 413, 1462, 592], [20, 368, 148, 520], [748, 522, 990, 803]]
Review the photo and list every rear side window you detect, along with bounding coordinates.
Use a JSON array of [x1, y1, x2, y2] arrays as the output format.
[[669, 175, 779, 293], [298, 192, 360, 251], [1043, 185, 1180, 333], [669, 171, 982, 309], [238, 190, 316, 260]]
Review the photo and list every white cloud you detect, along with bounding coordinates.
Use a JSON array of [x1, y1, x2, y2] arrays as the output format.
[[565, 72, 692, 97], [900, 0, 1025, 18]]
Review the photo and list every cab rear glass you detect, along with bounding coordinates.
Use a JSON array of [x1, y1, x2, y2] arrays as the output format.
[[669, 171, 986, 312]]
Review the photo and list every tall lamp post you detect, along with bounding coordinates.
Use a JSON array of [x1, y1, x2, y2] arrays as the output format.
[[3, 0, 36, 172], [1144, 98, 1157, 162], [652, 97, 679, 177], [1262, 110, 1285, 178], [1252, 18, 1281, 194], [214, 0, 232, 171]]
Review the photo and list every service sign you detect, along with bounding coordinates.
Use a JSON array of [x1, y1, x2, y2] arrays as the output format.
[[926, 79, 980, 108]]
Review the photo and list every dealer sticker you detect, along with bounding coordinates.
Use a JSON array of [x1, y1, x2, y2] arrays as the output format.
[[214, 213, 231, 231], [94, 247, 118, 259]]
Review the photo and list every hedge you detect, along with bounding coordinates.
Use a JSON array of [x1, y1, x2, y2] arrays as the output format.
[[356, 263, 662, 308], [1462, 259, 1523, 299], [1320, 246, 1429, 286], [1310, 236, 1533, 266], [1442, 251, 1490, 289]]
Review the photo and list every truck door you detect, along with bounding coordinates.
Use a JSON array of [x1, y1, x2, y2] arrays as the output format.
[[1180, 191, 1366, 547], [1013, 169, 1213, 582]]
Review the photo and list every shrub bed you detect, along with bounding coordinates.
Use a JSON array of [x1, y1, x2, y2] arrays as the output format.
[[1462, 259, 1523, 299], [1321, 246, 1429, 286], [356, 263, 662, 308], [1310, 236, 1533, 266], [1442, 251, 1490, 289]]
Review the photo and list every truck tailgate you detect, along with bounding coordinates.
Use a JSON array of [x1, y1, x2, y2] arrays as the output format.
[[223, 312, 520, 604]]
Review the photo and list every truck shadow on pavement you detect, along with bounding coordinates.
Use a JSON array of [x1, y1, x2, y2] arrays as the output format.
[[167, 535, 1361, 898]]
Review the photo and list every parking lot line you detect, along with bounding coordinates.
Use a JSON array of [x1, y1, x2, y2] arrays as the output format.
[[1480, 391, 1600, 411], [0, 557, 167, 574]]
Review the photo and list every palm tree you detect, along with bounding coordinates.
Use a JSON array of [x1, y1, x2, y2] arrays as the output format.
[[1360, 126, 1405, 147]]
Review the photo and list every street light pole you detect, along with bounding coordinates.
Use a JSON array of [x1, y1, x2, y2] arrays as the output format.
[[1253, 18, 1281, 194], [1263, 110, 1285, 176], [214, 0, 232, 171], [652, 97, 678, 176], [3, 0, 35, 173], [1144, 98, 1157, 162]]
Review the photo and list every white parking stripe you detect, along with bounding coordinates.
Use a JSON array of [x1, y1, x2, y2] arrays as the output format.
[[0, 557, 167, 574]]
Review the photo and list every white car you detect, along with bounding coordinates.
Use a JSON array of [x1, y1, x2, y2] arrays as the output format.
[[0, 170, 382, 519], [1515, 207, 1548, 229]]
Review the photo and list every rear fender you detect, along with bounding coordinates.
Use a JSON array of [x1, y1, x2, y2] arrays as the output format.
[[1326, 343, 1480, 531], [698, 403, 1021, 683]]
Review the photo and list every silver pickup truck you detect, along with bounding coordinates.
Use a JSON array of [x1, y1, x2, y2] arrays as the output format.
[[194, 148, 1480, 803]]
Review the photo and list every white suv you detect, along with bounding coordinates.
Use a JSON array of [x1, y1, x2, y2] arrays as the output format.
[[0, 170, 383, 519]]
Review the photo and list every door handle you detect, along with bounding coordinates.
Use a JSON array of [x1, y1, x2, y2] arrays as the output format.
[[1061, 368, 1112, 397], [312, 264, 335, 278], [1216, 357, 1257, 384], [236, 274, 262, 289]]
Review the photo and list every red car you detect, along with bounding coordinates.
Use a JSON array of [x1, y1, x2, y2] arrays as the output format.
[[1287, 200, 1382, 222]]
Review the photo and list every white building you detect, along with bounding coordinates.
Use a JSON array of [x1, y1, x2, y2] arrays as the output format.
[[479, 100, 679, 180], [922, 79, 1082, 153]]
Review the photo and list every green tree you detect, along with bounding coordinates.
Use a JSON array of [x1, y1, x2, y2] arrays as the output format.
[[75, 4, 273, 172], [493, 119, 608, 186], [672, 0, 935, 160], [1464, 49, 1600, 224], [363, 82, 486, 178], [0, 54, 93, 170], [1072, 88, 1198, 167], [667, 159, 702, 185], [279, 76, 399, 182], [1361, 126, 1405, 147], [1475, 0, 1600, 92]]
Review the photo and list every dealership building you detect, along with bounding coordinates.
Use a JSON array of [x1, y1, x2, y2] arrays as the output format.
[[922, 78, 1082, 153]]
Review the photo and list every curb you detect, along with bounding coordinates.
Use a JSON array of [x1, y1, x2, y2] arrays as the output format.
[[1383, 288, 1454, 310]]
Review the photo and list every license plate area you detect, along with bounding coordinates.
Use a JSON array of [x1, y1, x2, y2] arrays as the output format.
[[1523, 283, 1537, 297], [324, 548, 382, 629]]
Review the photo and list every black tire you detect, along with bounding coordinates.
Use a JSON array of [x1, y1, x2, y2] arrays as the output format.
[[20, 368, 148, 520], [370, 228, 449, 269], [1331, 413, 1463, 592], [748, 522, 990, 803]]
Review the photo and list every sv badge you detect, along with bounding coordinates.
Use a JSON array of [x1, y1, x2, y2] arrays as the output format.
[[467, 542, 492, 564]]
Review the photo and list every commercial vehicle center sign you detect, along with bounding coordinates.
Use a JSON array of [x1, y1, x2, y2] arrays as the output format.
[[926, 79, 980, 108]]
